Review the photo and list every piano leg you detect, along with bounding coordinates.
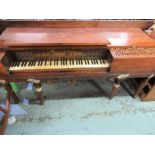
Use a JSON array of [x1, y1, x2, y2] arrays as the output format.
[[4, 83, 20, 104], [110, 78, 121, 98], [110, 74, 130, 98], [33, 81, 45, 105], [0, 91, 11, 135]]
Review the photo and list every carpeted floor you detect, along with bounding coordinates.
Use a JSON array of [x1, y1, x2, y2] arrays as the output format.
[[1, 78, 155, 135]]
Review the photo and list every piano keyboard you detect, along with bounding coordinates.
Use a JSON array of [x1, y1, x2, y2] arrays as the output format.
[[9, 59, 109, 71]]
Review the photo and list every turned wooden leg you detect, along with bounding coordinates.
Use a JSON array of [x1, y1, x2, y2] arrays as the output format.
[[33, 81, 45, 105], [110, 78, 121, 98], [134, 74, 154, 97], [110, 74, 130, 98], [4, 83, 20, 103], [0, 92, 11, 135]]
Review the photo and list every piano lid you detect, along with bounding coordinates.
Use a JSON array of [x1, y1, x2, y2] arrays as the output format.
[[0, 28, 110, 47], [0, 28, 155, 48]]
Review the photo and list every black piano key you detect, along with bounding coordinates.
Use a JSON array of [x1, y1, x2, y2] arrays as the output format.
[[18, 62, 21, 67], [29, 61, 31, 66], [16, 62, 19, 66], [87, 60, 90, 65], [20, 62, 24, 67], [23, 62, 27, 66], [28, 61, 31, 66], [30, 61, 33, 66], [99, 59, 103, 64], [16, 61, 20, 67], [31, 61, 33, 66], [102, 60, 105, 64], [85, 59, 87, 65], [13, 62, 16, 67], [18, 62, 21, 66], [16, 62, 19, 67], [45, 61, 47, 66], [21, 62, 24, 67], [23, 62, 26, 66]]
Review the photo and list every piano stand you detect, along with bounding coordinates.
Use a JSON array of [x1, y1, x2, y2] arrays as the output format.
[[0, 88, 11, 135], [33, 80, 45, 105]]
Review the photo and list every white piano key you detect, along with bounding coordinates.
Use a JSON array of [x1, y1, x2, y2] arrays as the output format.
[[46, 61, 50, 66], [58, 61, 61, 67]]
